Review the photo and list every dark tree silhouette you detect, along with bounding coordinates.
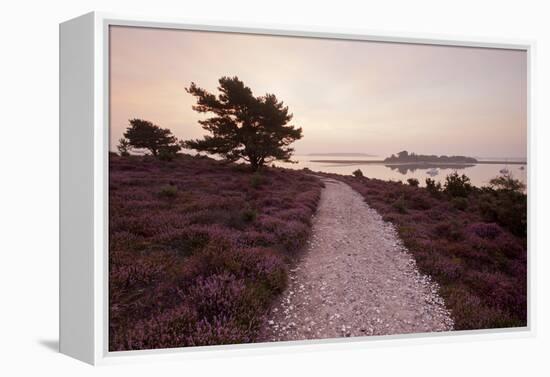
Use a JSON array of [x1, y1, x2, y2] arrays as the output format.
[[117, 138, 131, 156], [123, 119, 181, 157], [183, 76, 303, 171], [384, 151, 477, 164]]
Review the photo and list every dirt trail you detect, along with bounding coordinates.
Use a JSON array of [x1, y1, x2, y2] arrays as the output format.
[[260, 177, 453, 341]]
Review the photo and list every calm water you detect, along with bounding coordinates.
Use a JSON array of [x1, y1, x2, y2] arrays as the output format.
[[275, 155, 527, 188]]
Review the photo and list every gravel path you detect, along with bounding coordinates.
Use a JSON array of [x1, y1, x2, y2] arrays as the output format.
[[260, 177, 454, 342]]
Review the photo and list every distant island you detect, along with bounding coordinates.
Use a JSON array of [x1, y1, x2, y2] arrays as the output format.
[[309, 150, 524, 165], [384, 151, 477, 163]]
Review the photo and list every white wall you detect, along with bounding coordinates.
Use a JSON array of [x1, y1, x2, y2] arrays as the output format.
[[1, 0, 548, 375]]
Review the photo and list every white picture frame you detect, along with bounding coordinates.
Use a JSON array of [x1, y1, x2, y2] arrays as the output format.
[[59, 11, 535, 365]]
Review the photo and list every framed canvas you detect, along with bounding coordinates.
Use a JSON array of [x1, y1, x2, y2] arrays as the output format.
[[59, 12, 534, 365]]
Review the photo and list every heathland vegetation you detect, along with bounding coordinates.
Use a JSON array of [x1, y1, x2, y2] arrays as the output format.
[[109, 154, 322, 350]]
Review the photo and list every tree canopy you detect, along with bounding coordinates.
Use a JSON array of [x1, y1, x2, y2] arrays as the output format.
[[183, 76, 303, 171], [121, 118, 181, 157], [384, 151, 477, 163]]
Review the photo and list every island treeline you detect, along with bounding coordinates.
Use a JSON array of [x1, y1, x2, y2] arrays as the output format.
[[384, 150, 478, 163]]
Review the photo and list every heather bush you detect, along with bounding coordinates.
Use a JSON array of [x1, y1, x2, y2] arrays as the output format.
[[434, 221, 464, 241], [250, 172, 264, 189], [468, 222, 502, 240], [188, 273, 247, 319], [451, 197, 468, 211], [109, 154, 321, 351], [241, 206, 258, 223], [255, 216, 310, 254], [152, 225, 215, 256], [277, 208, 311, 223], [478, 188, 527, 237], [238, 229, 277, 248], [392, 194, 407, 214], [114, 305, 197, 350], [158, 184, 178, 198], [406, 191, 432, 210], [189, 209, 235, 227]]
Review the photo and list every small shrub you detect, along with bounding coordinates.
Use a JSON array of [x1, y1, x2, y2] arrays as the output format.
[[433, 221, 463, 241], [489, 173, 525, 193], [160, 228, 212, 256], [468, 222, 502, 240], [188, 273, 247, 319], [479, 190, 526, 237], [352, 169, 364, 178], [158, 184, 178, 198], [392, 194, 407, 213], [250, 173, 264, 189], [444, 172, 472, 197], [451, 197, 468, 211], [241, 207, 258, 223], [407, 178, 419, 187], [408, 195, 431, 210]]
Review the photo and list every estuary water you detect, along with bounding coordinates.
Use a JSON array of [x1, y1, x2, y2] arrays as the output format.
[[275, 155, 527, 188]]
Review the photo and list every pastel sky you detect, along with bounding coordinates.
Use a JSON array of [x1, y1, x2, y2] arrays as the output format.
[[109, 26, 527, 158]]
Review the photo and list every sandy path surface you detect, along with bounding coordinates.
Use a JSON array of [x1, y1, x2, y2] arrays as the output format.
[[260, 177, 453, 342]]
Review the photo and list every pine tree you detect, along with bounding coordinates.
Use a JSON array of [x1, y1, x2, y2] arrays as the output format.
[[183, 76, 302, 171], [123, 119, 180, 157]]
